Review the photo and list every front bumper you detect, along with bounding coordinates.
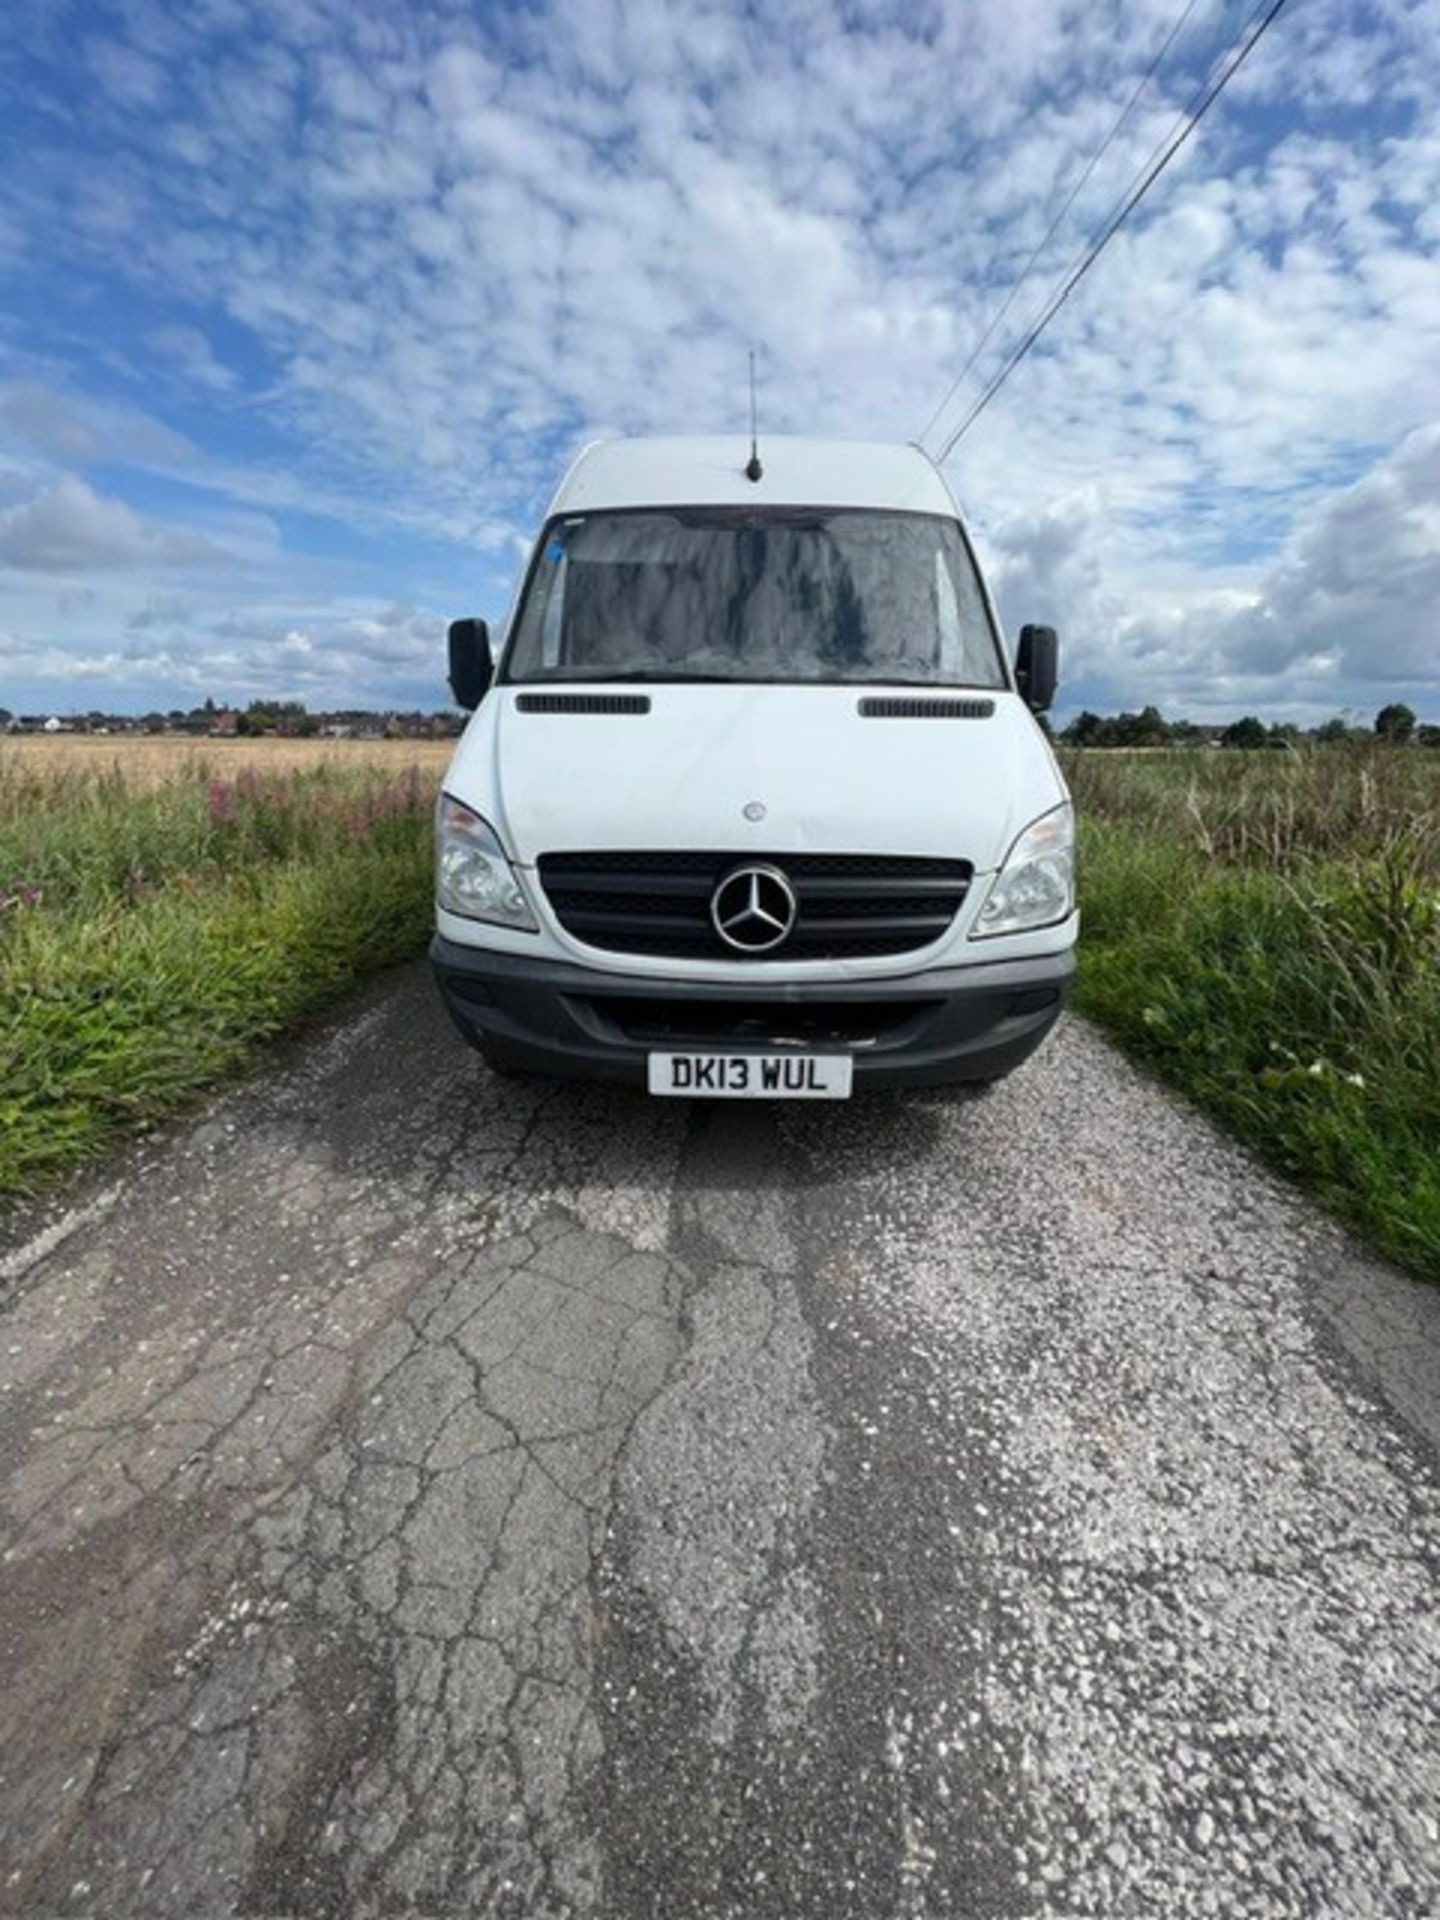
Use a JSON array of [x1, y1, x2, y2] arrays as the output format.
[[430, 935, 1075, 1088]]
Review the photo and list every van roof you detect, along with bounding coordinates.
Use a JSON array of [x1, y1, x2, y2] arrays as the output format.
[[551, 436, 959, 518]]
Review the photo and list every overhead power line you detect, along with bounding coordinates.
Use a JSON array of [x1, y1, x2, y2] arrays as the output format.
[[917, 0, 1208, 454], [932, 0, 1289, 465]]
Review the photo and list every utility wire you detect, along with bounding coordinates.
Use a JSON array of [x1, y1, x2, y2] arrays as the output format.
[[933, 0, 1289, 464], [918, 0, 1207, 453]]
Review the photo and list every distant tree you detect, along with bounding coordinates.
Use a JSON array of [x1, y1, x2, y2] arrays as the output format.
[[244, 698, 306, 725], [1267, 722, 1301, 749], [0, 708, 11, 730], [1063, 710, 1104, 748], [1220, 716, 1268, 750], [1112, 705, 1170, 748], [1167, 720, 1208, 746], [1059, 707, 1177, 748], [1417, 724, 1440, 750], [1375, 702, 1416, 743], [1313, 716, 1350, 745]]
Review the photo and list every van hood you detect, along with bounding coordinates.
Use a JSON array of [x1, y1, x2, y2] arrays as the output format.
[[448, 685, 1064, 874]]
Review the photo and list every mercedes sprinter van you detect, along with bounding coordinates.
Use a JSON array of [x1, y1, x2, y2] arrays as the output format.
[[431, 436, 1075, 1100]]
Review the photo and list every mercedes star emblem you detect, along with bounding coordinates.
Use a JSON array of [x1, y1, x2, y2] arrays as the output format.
[[743, 801, 766, 822], [711, 863, 797, 954]]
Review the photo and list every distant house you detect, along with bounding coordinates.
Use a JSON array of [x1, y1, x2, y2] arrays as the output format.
[[43, 716, 68, 733], [208, 711, 240, 737]]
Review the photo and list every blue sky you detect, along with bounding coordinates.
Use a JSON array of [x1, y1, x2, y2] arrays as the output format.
[[0, 0, 1437, 722]]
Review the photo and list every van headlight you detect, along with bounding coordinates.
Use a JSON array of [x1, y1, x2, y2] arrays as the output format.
[[436, 796, 538, 930], [971, 803, 1074, 938]]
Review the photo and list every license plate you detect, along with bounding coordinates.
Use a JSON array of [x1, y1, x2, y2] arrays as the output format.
[[647, 1051, 853, 1099]]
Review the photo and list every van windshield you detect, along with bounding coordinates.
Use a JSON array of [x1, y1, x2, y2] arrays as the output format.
[[503, 508, 1006, 687]]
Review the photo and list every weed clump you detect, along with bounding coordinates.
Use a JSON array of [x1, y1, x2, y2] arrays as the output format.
[[0, 756, 436, 1200], [1067, 746, 1440, 1280]]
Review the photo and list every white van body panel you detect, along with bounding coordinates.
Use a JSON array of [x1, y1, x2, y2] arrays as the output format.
[[447, 684, 1061, 874], [552, 436, 959, 518]]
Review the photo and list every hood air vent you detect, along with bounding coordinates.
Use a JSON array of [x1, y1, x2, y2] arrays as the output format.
[[516, 693, 650, 715], [858, 696, 995, 720]]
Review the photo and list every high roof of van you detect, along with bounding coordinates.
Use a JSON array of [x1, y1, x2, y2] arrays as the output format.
[[551, 436, 959, 519]]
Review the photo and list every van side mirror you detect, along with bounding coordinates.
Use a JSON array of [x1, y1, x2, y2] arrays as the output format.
[[1015, 624, 1058, 714], [448, 618, 493, 710]]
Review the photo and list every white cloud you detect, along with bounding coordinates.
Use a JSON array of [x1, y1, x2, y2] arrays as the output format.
[[988, 425, 1440, 721], [1156, 424, 1440, 689], [0, 0, 1437, 715], [0, 384, 103, 462], [126, 591, 194, 630], [2, 588, 451, 713], [147, 325, 237, 393], [0, 377, 195, 470], [0, 476, 225, 572], [85, 36, 169, 111]]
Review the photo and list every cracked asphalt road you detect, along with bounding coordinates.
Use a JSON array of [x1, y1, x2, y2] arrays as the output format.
[[2, 962, 1437, 1918]]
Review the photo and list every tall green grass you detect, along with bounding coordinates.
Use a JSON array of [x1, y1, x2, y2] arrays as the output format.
[[1066, 747, 1440, 1280], [6, 742, 1437, 1280], [0, 758, 434, 1201]]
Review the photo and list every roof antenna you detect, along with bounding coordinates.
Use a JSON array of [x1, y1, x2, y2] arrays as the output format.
[[744, 348, 763, 483]]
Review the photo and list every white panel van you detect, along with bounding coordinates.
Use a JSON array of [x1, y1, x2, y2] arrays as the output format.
[[431, 436, 1075, 1099]]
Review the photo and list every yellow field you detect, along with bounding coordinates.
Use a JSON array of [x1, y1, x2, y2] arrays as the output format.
[[1, 732, 455, 791]]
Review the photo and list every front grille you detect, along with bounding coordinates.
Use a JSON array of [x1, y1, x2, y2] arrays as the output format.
[[537, 851, 973, 960]]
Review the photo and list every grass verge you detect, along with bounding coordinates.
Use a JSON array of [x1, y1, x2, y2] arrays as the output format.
[[1, 760, 434, 1203], [1074, 815, 1440, 1281]]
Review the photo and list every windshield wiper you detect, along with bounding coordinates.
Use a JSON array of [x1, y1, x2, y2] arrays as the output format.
[[669, 510, 830, 531], [517, 670, 1003, 689], [535, 670, 742, 684]]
